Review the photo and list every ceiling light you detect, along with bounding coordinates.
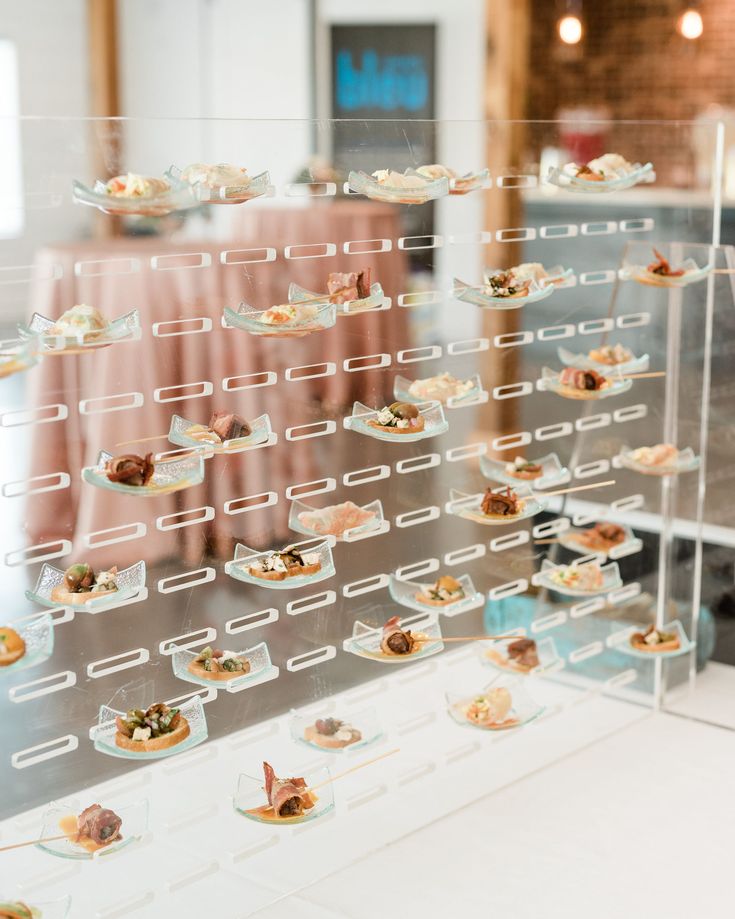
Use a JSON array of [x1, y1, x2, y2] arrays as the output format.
[[558, 15, 583, 44], [678, 9, 703, 39]]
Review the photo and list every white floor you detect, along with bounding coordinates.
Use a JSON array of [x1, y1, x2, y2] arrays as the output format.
[[257, 711, 734, 919]]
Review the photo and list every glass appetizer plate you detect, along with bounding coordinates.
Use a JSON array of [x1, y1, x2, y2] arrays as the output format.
[[446, 486, 545, 526], [535, 558, 622, 597], [289, 705, 383, 755], [345, 400, 448, 444], [557, 524, 641, 562], [36, 798, 149, 859], [453, 276, 554, 310], [20, 310, 140, 355], [388, 573, 484, 618], [448, 168, 491, 195], [223, 299, 336, 338], [0, 334, 41, 378], [347, 169, 449, 204], [168, 412, 273, 454], [91, 695, 207, 761], [546, 161, 655, 193], [82, 450, 205, 496], [26, 560, 146, 612], [171, 640, 277, 693], [446, 676, 545, 732], [480, 451, 570, 490], [342, 612, 444, 663], [167, 164, 271, 204], [289, 497, 387, 542], [608, 619, 695, 661], [481, 634, 563, 676], [622, 256, 713, 288], [225, 539, 335, 590], [0, 613, 54, 676], [393, 372, 486, 408], [540, 366, 632, 401], [0, 895, 71, 918], [288, 281, 387, 316], [72, 176, 198, 216], [557, 345, 650, 376], [617, 445, 700, 477], [234, 765, 335, 826]]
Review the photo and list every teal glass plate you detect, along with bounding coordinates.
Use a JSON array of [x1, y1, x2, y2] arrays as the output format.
[[224, 299, 336, 337], [36, 798, 149, 859], [171, 641, 276, 693], [20, 309, 140, 354], [92, 695, 207, 760], [347, 169, 448, 204], [541, 366, 633, 400], [167, 164, 271, 204], [0, 613, 54, 676], [608, 619, 695, 660], [225, 539, 335, 589], [289, 497, 386, 542], [480, 451, 570, 490], [388, 572, 484, 618], [480, 633, 564, 676], [26, 560, 146, 612], [234, 765, 334, 825], [289, 281, 387, 316], [0, 334, 41, 378], [343, 613, 444, 663], [535, 558, 622, 597], [168, 412, 273, 454], [393, 371, 485, 407], [446, 675, 545, 731], [557, 345, 650, 376], [289, 705, 383, 755], [82, 450, 204, 496], [445, 486, 545, 526], [346, 400, 448, 444], [546, 160, 655, 192], [617, 445, 700, 476], [73, 176, 197, 215]]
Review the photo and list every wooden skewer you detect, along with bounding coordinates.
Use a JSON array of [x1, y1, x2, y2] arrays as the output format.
[[306, 747, 400, 795], [412, 634, 520, 643], [538, 479, 615, 499], [115, 433, 168, 447], [621, 371, 666, 380], [534, 538, 560, 545], [0, 832, 69, 854]]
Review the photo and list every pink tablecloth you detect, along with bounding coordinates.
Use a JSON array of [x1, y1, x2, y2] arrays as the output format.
[[26, 202, 409, 568]]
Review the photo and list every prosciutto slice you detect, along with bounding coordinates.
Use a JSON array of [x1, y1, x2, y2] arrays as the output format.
[[297, 501, 375, 537], [380, 616, 415, 655], [76, 803, 122, 844], [559, 367, 606, 391], [262, 762, 314, 817]]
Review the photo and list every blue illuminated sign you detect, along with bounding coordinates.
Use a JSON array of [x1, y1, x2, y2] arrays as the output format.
[[335, 49, 429, 112]]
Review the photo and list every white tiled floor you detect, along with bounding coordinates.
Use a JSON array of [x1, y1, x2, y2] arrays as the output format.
[[257, 711, 734, 919]]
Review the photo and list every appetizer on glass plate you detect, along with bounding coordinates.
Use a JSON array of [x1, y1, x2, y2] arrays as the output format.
[[234, 762, 333, 825], [36, 799, 148, 859], [482, 634, 562, 676], [347, 168, 449, 204], [168, 162, 270, 204], [446, 676, 544, 731], [0, 896, 70, 919], [541, 365, 632, 400], [617, 443, 700, 476], [168, 410, 274, 454], [547, 153, 655, 192], [623, 246, 713, 288], [343, 613, 444, 663], [92, 696, 207, 760], [290, 497, 386, 541], [388, 572, 484, 618], [609, 619, 694, 660], [172, 641, 278, 692], [289, 268, 387, 316], [226, 539, 335, 589], [26, 560, 145, 612], [73, 171, 198, 216], [393, 371, 485, 407], [557, 343, 650, 376], [414, 163, 490, 194], [558, 522, 640, 561], [480, 451, 570, 490], [0, 335, 41, 379], [0, 615, 53, 674], [535, 558, 622, 597], [291, 706, 382, 754], [82, 450, 205, 495], [224, 298, 336, 338], [19, 305, 140, 355], [446, 485, 545, 526], [345, 400, 448, 443], [453, 262, 571, 310]]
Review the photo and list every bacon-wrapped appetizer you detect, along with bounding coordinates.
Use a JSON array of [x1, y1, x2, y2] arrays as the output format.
[[105, 453, 154, 487], [262, 761, 315, 818], [59, 803, 123, 853], [647, 248, 685, 278], [481, 486, 524, 518], [380, 615, 417, 655], [558, 367, 607, 392]]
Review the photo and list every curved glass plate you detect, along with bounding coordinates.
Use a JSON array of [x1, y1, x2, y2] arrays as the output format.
[[36, 798, 149, 859], [617, 445, 700, 477], [446, 676, 545, 731], [346, 400, 448, 444], [289, 498, 385, 542], [343, 613, 444, 663], [234, 765, 334, 825], [167, 164, 271, 204], [481, 634, 563, 676], [557, 525, 640, 562], [546, 161, 655, 193], [289, 281, 387, 316], [448, 168, 490, 195], [223, 299, 336, 337], [446, 487, 545, 526], [388, 573, 484, 618], [171, 640, 276, 693], [20, 310, 141, 355], [557, 345, 650, 375], [26, 560, 146, 612], [168, 412, 273, 454], [608, 619, 695, 660], [453, 276, 554, 310], [0, 334, 41, 378], [347, 169, 448, 204], [541, 366, 632, 401], [0, 613, 54, 676], [92, 695, 207, 760], [393, 372, 485, 407], [536, 558, 622, 597], [479, 451, 570, 491], [225, 539, 335, 589], [0, 895, 71, 919], [289, 705, 383, 755], [72, 177, 198, 215], [82, 450, 204, 496], [623, 257, 713, 288]]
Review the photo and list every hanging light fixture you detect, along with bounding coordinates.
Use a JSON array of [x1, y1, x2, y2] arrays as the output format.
[[678, 4, 703, 39], [557, 0, 583, 45]]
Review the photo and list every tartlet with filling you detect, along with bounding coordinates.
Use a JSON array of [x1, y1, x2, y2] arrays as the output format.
[[504, 456, 543, 481], [249, 547, 321, 581], [50, 562, 118, 605], [368, 402, 425, 435], [303, 717, 362, 750], [0, 627, 25, 667], [114, 702, 190, 753], [187, 646, 251, 682], [415, 575, 465, 608], [630, 625, 681, 653], [457, 687, 518, 730]]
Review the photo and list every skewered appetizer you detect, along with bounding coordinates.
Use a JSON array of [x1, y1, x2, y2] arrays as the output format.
[[49, 304, 108, 338], [368, 402, 425, 435], [105, 173, 170, 198], [486, 638, 540, 673], [483, 271, 532, 299], [630, 625, 681, 653], [415, 575, 466, 607], [504, 456, 543, 481], [188, 646, 251, 682], [304, 717, 362, 750], [558, 367, 608, 393], [0, 626, 25, 667], [181, 162, 249, 188], [327, 268, 371, 303], [549, 563, 604, 591], [249, 547, 321, 581], [647, 248, 685, 278], [185, 410, 251, 444], [628, 443, 679, 468], [481, 486, 524, 518], [50, 562, 118, 605], [587, 343, 634, 365], [249, 762, 316, 819], [59, 804, 123, 853], [573, 153, 638, 182], [407, 372, 475, 403], [459, 687, 517, 729], [105, 453, 154, 487], [297, 501, 376, 537], [380, 615, 425, 656], [114, 702, 190, 753], [571, 522, 627, 552], [0, 901, 38, 918]]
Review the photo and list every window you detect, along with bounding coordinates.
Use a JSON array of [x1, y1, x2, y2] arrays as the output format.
[[0, 39, 23, 239]]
